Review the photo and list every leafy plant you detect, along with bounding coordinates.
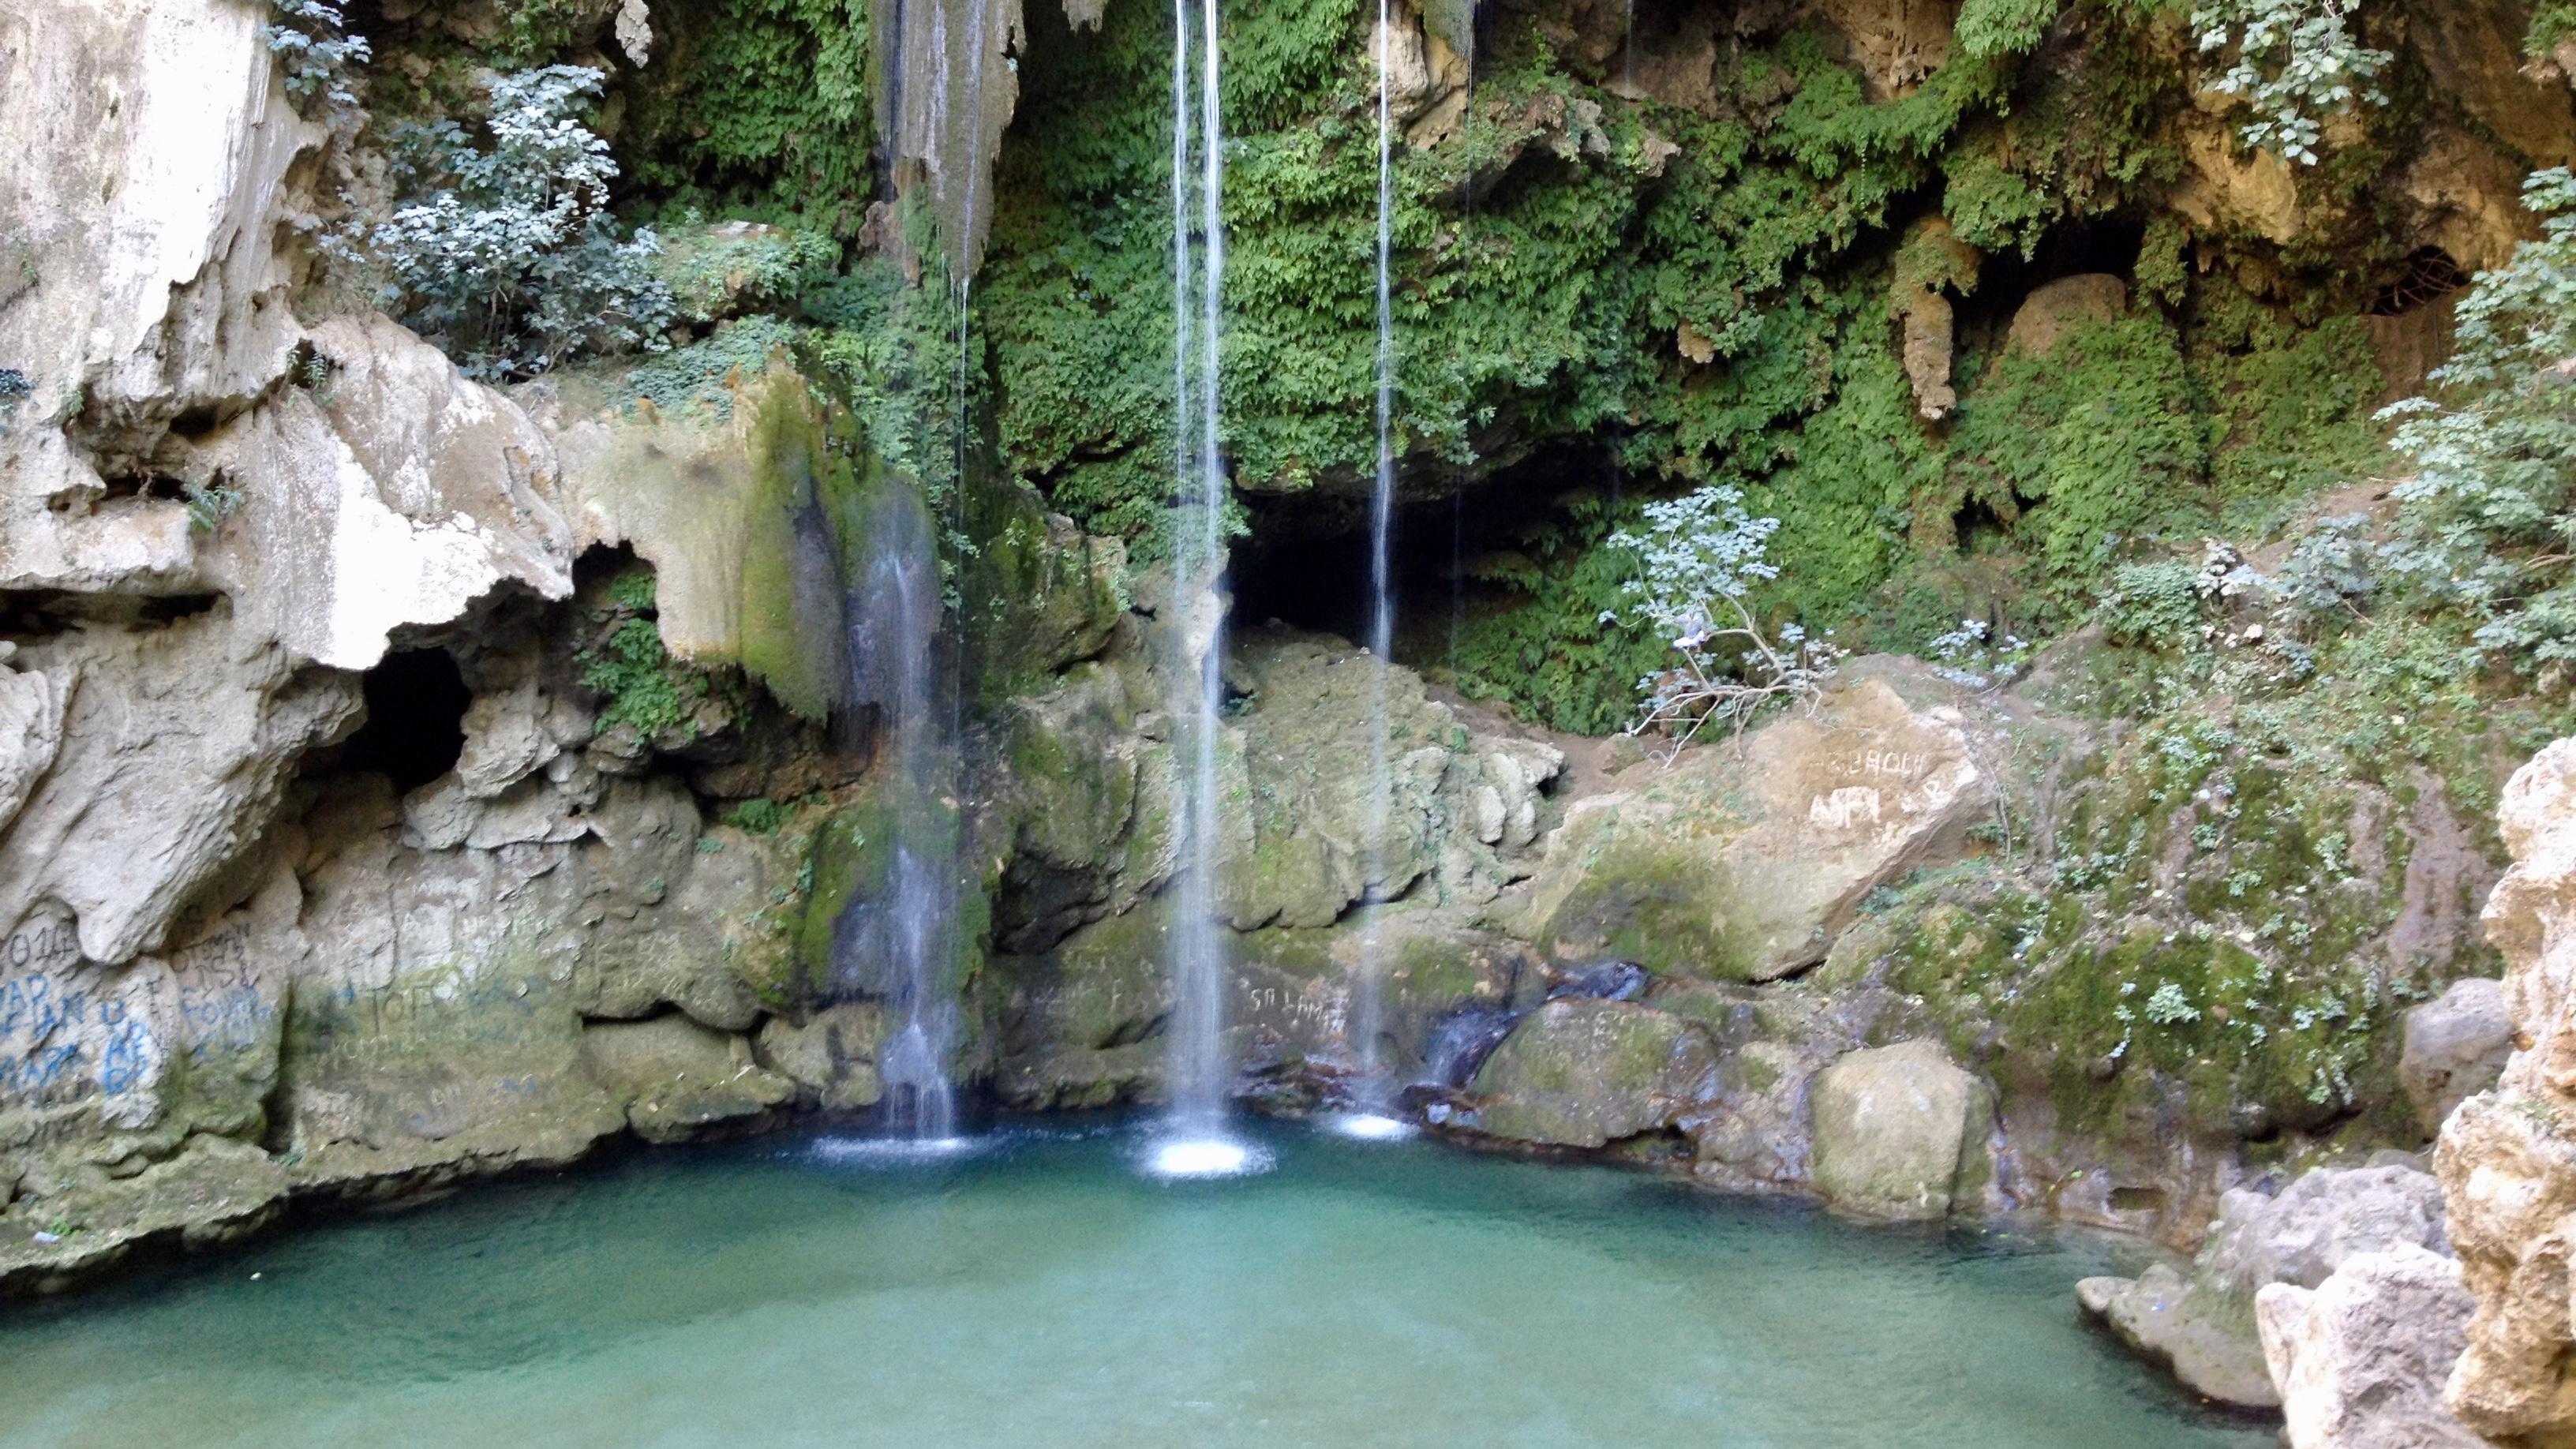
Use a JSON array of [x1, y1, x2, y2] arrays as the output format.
[[2191, 0, 2390, 164], [0, 368, 27, 439], [264, 0, 371, 110], [182, 478, 245, 534], [2372, 169, 2576, 668], [358, 67, 675, 379], [578, 567, 730, 741], [724, 798, 788, 835], [1606, 485, 1844, 754]]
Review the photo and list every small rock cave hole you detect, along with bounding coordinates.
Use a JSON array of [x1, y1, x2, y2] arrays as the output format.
[[339, 647, 472, 792], [2368, 247, 2467, 317]]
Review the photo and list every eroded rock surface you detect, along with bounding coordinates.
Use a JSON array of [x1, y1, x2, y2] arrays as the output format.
[[2258, 1244, 2481, 1449], [2076, 1164, 2451, 1409], [1521, 672, 1989, 980], [2436, 737, 2576, 1443]]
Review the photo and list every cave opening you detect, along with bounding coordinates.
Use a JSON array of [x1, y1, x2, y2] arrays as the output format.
[[339, 646, 473, 792], [1229, 444, 1626, 673]]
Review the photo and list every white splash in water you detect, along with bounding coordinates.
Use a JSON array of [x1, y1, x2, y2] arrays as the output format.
[[811, 1135, 983, 1165], [1144, 1134, 1274, 1180], [1326, 1112, 1416, 1142]]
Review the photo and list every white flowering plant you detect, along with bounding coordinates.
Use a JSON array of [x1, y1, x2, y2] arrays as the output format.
[[360, 67, 674, 379], [2191, 0, 2390, 165], [1604, 485, 1843, 757]]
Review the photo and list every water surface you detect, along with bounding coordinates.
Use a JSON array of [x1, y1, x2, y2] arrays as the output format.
[[0, 1120, 2271, 1448]]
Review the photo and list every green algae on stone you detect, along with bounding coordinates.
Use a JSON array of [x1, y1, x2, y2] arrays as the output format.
[[1470, 998, 1718, 1148]]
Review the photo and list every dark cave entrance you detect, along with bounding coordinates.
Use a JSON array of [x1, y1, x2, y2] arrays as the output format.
[[1228, 445, 1629, 674], [338, 647, 473, 792]]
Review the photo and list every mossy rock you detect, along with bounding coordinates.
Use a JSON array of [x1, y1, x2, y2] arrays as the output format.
[[1809, 1039, 1994, 1221], [1521, 680, 1990, 980], [1469, 999, 1719, 1148]]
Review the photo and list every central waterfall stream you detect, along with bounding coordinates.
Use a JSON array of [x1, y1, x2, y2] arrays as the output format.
[[0, 1121, 2270, 1449]]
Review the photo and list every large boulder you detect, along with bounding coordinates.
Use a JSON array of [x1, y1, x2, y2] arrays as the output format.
[[757, 1003, 889, 1112], [2257, 1244, 2482, 1449], [1520, 676, 1990, 981], [1466, 999, 1717, 1148], [2080, 1264, 2279, 1409], [2402, 977, 2512, 1136], [579, 1015, 793, 1144], [1808, 1039, 1991, 1220], [2076, 1164, 2451, 1409], [2002, 275, 2126, 358]]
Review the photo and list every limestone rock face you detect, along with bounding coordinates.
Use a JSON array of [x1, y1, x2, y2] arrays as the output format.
[[580, 1016, 794, 1144], [2402, 977, 2513, 1136], [2257, 1245, 2482, 1449], [2004, 275, 2127, 359], [199, 315, 578, 671], [1810, 0, 1957, 101], [1521, 674, 1989, 980], [2080, 1164, 2451, 1408], [0, 0, 315, 592], [1467, 998, 1718, 1148], [2436, 736, 2576, 1443], [1808, 1039, 1990, 1220], [757, 1004, 889, 1112]]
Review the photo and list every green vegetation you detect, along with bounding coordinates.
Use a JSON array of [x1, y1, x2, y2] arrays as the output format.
[[578, 567, 743, 741], [356, 67, 675, 378]]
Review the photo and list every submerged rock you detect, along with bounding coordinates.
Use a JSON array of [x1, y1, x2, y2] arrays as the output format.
[[1466, 999, 1717, 1148], [1807, 1039, 1992, 1221]]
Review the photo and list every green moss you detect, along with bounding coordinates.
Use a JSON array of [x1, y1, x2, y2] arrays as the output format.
[[578, 567, 743, 739], [614, 0, 874, 230]]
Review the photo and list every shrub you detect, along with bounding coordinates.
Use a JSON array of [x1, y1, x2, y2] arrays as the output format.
[[2376, 169, 2576, 668], [359, 67, 675, 379], [1607, 485, 1843, 752]]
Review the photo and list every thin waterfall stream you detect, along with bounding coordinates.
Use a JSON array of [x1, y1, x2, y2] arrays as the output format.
[[1342, 0, 1406, 1133], [1153, 0, 1264, 1178], [839, 482, 963, 1144]]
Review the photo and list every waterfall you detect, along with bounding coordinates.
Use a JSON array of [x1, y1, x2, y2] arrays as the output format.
[[1151, 0, 1264, 1178], [1344, 0, 1402, 1120], [839, 481, 963, 1144]]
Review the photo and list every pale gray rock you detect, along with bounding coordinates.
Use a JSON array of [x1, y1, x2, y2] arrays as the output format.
[[0, 654, 70, 838], [2081, 1264, 2281, 1408], [580, 1016, 794, 1144], [2257, 1244, 2482, 1448], [2436, 736, 2576, 1443], [1468, 999, 1718, 1148], [1808, 1039, 1992, 1220], [2401, 977, 2512, 1135], [0, 607, 361, 964], [2077, 1164, 2451, 1409], [200, 316, 576, 672], [0, 0, 317, 593], [758, 1005, 889, 1111], [1518, 676, 1990, 981]]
